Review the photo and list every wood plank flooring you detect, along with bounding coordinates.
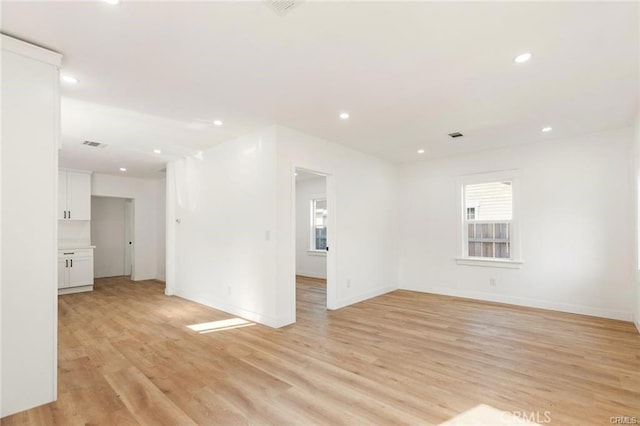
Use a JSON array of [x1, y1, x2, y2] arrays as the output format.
[[3, 275, 639, 425]]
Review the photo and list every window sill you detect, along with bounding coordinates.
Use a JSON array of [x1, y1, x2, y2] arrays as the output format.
[[455, 257, 522, 269], [307, 250, 327, 257]]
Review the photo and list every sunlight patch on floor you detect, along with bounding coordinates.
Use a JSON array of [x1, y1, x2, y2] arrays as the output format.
[[439, 404, 543, 426], [187, 317, 255, 334]]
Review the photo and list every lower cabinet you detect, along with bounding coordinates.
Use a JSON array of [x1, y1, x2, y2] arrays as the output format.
[[58, 248, 94, 294]]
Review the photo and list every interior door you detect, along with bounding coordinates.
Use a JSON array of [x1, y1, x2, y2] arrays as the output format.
[[124, 199, 134, 277]]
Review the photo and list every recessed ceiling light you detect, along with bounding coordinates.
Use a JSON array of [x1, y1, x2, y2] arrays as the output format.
[[213, 120, 223, 126], [294, 172, 298, 176], [417, 149, 425, 154], [514, 52, 532, 64], [339, 112, 350, 120], [153, 149, 162, 154], [119, 167, 127, 172], [104, 0, 121, 4], [61, 75, 79, 84], [541, 126, 552, 132]]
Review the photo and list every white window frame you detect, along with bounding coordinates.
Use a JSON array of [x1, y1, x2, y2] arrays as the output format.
[[308, 197, 327, 256], [456, 170, 522, 269]]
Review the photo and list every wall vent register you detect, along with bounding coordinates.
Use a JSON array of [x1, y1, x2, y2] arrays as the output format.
[[82, 140, 107, 148], [264, 0, 302, 16]]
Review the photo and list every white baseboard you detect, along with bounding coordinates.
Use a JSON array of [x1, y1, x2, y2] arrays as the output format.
[[173, 290, 294, 329], [58, 285, 93, 295], [131, 274, 157, 281], [400, 284, 633, 322], [331, 285, 397, 310], [296, 271, 327, 279]]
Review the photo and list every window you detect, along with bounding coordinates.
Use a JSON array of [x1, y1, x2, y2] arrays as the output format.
[[310, 198, 327, 251], [466, 207, 476, 220], [458, 171, 521, 267]]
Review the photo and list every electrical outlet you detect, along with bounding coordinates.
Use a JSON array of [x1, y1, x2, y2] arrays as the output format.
[[347, 279, 351, 288], [489, 278, 496, 287]]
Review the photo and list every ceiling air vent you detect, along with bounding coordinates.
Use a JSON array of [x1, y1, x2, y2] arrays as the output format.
[[448, 132, 464, 139], [264, 0, 302, 16], [82, 140, 107, 148]]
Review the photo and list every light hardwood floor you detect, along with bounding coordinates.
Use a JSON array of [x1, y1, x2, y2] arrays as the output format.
[[3, 275, 639, 425]]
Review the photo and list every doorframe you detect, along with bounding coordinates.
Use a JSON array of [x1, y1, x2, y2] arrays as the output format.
[[124, 198, 135, 277], [90, 194, 136, 280], [292, 166, 337, 313]]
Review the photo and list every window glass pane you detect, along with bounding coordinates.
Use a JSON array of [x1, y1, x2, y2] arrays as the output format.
[[482, 242, 494, 258], [315, 227, 327, 250], [464, 181, 512, 221], [311, 199, 327, 250], [463, 180, 513, 260], [468, 242, 481, 257], [314, 199, 327, 226], [495, 223, 509, 240], [495, 242, 510, 259], [480, 223, 493, 239]]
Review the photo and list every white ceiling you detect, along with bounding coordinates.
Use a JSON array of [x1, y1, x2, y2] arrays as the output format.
[[2, 1, 638, 178]]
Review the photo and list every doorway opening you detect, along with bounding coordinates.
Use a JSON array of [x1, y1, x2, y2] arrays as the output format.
[[295, 169, 328, 319], [91, 196, 135, 279]]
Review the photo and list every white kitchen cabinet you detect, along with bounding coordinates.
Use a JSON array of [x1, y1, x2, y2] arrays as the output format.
[[58, 248, 94, 294], [59, 170, 91, 220], [57, 258, 67, 289]]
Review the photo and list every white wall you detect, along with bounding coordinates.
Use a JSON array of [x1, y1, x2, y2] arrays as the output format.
[[295, 176, 327, 279], [91, 196, 126, 278], [635, 116, 640, 332], [168, 125, 399, 328], [399, 127, 636, 321], [91, 174, 165, 281], [58, 220, 91, 245], [156, 179, 166, 281], [626, 6, 639, 334], [169, 127, 280, 326], [1, 36, 61, 417], [276, 125, 399, 322]]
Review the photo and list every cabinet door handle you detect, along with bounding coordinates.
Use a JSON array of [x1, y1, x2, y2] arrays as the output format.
[[65, 259, 68, 268], [70, 259, 73, 267], [68, 210, 71, 219], [64, 211, 67, 219]]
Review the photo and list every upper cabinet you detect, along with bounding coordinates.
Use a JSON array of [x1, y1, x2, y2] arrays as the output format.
[[59, 170, 91, 220]]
